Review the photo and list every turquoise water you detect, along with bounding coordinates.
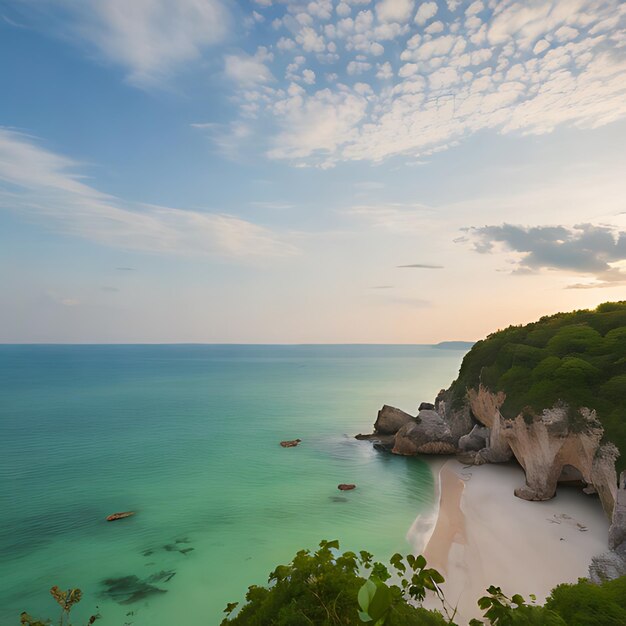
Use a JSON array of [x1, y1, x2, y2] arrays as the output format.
[[0, 345, 466, 625]]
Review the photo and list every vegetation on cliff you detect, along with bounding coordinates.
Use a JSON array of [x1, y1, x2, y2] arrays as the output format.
[[449, 302, 626, 471], [217, 540, 626, 625]]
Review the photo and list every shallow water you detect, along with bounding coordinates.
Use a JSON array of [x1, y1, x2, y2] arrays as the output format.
[[0, 344, 466, 625]]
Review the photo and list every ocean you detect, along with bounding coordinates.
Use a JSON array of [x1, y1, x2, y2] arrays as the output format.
[[0, 344, 467, 625]]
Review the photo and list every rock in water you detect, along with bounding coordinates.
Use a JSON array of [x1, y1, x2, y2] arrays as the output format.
[[337, 484, 356, 490], [280, 439, 302, 447], [106, 511, 135, 522], [374, 405, 414, 435]]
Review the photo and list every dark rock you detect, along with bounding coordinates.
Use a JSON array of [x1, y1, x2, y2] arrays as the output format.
[[355, 433, 395, 446], [106, 511, 135, 522], [374, 405, 414, 435], [434, 387, 473, 443], [141, 549, 153, 557], [392, 410, 456, 456], [591, 470, 626, 582], [330, 496, 349, 503], [146, 570, 176, 583], [418, 402, 435, 411], [458, 425, 490, 452], [280, 439, 302, 447], [101, 575, 166, 605], [373, 441, 394, 452], [338, 483, 356, 490]]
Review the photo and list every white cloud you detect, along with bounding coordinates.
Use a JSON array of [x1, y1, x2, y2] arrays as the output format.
[[376, 61, 394, 78], [302, 68, 316, 84], [218, 0, 626, 170], [424, 20, 444, 34], [376, 0, 415, 23], [555, 25, 579, 42], [399, 62, 419, 77], [59, 0, 230, 86], [0, 128, 295, 259], [224, 50, 273, 85], [347, 60, 373, 74], [296, 26, 327, 52], [267, 89, 368, 162], [414, 1, 437, 25], [337, 2, 352, 16], [465, 1, 484, 17]]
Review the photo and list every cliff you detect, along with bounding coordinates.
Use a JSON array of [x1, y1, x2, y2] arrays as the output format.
[[358, 302, 626, 581]]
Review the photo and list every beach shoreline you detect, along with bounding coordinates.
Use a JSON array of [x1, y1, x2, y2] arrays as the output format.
[[419, 459, 610, 625]]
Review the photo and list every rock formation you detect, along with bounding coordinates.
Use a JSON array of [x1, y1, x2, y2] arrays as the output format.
[[374, 405, 413, 435], [392, 409, 456, 455], [280, 439, 302, 448], [590, 470, 626, 583], [463, 385, 619, 519], [360, 384, 620, 521]]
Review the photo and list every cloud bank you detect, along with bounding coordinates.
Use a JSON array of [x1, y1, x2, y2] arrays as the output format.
[[469, 223, 626, 287], [0, 128, 295, 259], [221, 0, 626, 167]]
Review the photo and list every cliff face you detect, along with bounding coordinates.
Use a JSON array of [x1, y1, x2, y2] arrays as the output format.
[[465, 385, 619, 519], [590, 470, 626, 583]]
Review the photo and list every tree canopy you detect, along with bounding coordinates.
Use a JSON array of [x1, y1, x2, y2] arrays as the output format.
[[449, 302, 626, 472]]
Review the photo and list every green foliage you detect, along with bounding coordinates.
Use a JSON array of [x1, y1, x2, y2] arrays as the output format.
[[469, 586, 565, 625], [221, 540, 449, 625], [21, 586, 99, 626], [448, 301, 626, 471], [544, 577, 626, 626]]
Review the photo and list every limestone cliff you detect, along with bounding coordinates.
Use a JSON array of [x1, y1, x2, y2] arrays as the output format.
[[362, 384, 620, 521], [464, 384, 619, 519], [590, 470, 626, 582]]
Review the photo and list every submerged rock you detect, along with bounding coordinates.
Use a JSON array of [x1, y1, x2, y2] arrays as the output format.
[[337, 483, 356, 491], [106, 511, 135, 522], [147, 570, 176, 583], [101, 575, 167, 605]]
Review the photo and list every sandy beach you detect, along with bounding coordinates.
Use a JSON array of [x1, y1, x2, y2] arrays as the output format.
[[418, 459, 610, 624]]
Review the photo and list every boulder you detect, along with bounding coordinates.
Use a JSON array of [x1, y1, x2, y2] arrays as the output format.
[[338, 483, 356, 491], [458, 424, 490, 452], [374, 405, 414, 435], [434, 387, 474, 443], [392, 410, 456, 456], [280, 439, 301, 448], [106, 511, 135, 522], [418, 402, 435, 411]]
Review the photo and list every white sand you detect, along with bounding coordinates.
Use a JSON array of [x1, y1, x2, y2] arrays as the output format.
[[419, 460, 610, 625]]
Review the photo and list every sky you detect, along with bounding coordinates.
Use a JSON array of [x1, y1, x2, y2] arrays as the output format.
[[0, 0, 625, 343]]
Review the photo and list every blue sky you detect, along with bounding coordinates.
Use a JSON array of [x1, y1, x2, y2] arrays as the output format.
[[1, 0, 625, 342]]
